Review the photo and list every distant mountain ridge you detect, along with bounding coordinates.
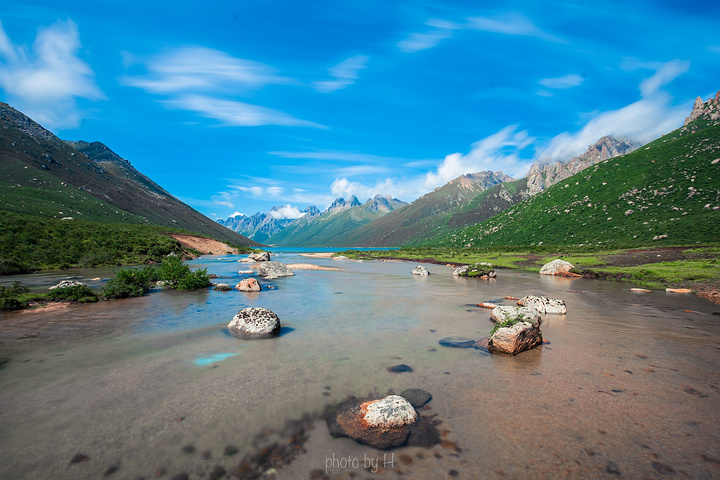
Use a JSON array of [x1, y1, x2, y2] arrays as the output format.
[[217, 205, 320, 243], [266, 194, 407, 246], [0, 102, 258, 246]]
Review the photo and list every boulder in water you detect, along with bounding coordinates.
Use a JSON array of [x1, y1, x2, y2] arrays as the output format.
[[227, 307, 280, 338], [517, 295, 567, 314], [257, 261, 295, 279]]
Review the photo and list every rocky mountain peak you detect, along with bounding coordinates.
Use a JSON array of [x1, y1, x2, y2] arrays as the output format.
[[326, 196, 361, 215], [684, 91, 720, 126], [452, 171, 515, 190], [65, 140, 132, 166], [364, 194, 407, 213]]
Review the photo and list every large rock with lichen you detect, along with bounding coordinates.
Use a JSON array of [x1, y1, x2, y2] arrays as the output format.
[[227, 307, 280, 338], [517, 295, 567, 314], [488, 316, 542, 355], [490, 306, 541, 324], [453, 263, 496, 278], [257, 261, 295, 279], [327, 394, 439, 449]]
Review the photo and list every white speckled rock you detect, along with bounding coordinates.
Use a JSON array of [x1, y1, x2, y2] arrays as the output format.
[[453, 265, 468, 276], [517, 295, 567, 314], [227, 307, 280, 338], [539, 259, 575, 276], [257, 261, 295, 279], [490, 306, 542, 324], [362, 395, 417, 429], [412, 266, 429, 276]]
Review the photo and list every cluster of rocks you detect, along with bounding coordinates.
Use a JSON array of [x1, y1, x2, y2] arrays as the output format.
[[238, 251, 272, 263], [412, 265, 429, 276], [452, 263, 496, 279], [49, 280, 84, 290]]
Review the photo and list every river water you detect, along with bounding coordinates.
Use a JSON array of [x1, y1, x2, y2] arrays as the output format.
[[0, 252, 719, 479]]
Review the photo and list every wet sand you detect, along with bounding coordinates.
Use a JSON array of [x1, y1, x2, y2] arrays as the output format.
[[1, 255, 719, 479]]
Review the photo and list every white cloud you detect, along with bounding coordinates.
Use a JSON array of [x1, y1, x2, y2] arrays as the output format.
[[163, 94, 325, 128], [0, 20, 104, 130], [313, 55, 368, 93], [399, 12, 562, 54], [397, 19, 459, 53], [269, 205, 306, 219], [121, 46, 289, 93], [539, 60, 690, 162], [466, 13, 563, 42], [538, 74, 584, 89], [231, 211, 246, 217], [121, 46, 322, 128]]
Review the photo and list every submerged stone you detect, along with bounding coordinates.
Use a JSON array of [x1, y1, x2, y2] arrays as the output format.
[[400, 388, 432, 408], [439, 337, 476, 348]]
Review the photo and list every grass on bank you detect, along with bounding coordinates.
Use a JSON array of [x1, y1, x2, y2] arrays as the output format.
[[0, 210, 253, 274], [338, 245, 720, 292]]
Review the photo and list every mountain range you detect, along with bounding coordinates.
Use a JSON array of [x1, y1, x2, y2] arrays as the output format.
[[439, 91, 720, 247], [0, 102, 257, 246]]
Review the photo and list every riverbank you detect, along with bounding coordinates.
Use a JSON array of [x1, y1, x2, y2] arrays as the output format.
[[338, 246, 720, 303]]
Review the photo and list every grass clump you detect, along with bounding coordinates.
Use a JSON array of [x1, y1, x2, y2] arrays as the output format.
[[0, 281, 31, 310], [490, 314, 532, 336]]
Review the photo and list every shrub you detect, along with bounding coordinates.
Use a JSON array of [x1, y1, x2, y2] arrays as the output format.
[[176, 268, 211, 290], [47, 285, 98, 303], [0, 258, 31, 275], [103, 266, 157, 299]]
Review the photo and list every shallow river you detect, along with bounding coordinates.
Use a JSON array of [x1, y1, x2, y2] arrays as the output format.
[[1, 252, 719, 480]]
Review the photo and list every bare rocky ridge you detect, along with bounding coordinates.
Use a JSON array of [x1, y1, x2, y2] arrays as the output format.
[[684, 91, 720, 125], [526, 136, 641, 196]]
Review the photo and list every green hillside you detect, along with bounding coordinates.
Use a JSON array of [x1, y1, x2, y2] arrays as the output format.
[[439, 120, 720, 248], [0, 157, 145, 223]]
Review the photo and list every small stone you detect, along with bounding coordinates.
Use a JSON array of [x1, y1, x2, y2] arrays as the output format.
[[666, 288, 692, 294], [70, 454, 90, 464], [103, 464, 119, 477], [181, 445, 195, 454], [651, 461, 676, 475], [169, 474, 189, 480], [208, 465, 226, 480], [400, 388, 432, 408], [387, 364, 413, 373], [439, 337, 476, 348], [213, 283, 232, 291], [224, 445, 239, 456]]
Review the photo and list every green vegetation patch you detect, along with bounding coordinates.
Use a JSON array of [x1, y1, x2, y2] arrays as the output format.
[[490, 313, 536, 336]]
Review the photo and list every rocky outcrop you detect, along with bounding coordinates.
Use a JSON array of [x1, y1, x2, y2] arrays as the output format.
[[327, 395, 439, 449], [539, 259, 577, 276], [248, 251, 271, 262], [453, 263, 496, 278], [227, 307, 280, 338], [213, 283, 232, 291], [490, 306, 542, 324], [684, 91, 720, 125], [526, 136, 640, 196], [49, 280, 84, 290], [517, 295, 567, 314], [412, 265, 429, 276], [235, 278, 261, 292], [257, 261, 295, 279], [487, 319, 543, 355]]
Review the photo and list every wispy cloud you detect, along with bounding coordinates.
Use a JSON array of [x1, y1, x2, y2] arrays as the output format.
[[121, 46, 290, 94], [397, 19, 459, 53], [398, 12, 561, 53], [269, 149, 410, 164], [539, 60, 690, 161], [0, 19, 104, 130], [313, 55, 369, 93], [538, 73, 584, 89], [121, 46, 321, 128], [466, 12, 563, 42], [164, 94, 325, 128]]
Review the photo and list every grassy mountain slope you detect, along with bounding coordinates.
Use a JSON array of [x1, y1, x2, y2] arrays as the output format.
[[333, 172, 513, 246], [0, 102, 258, 246], [439, 120, 720, 248]]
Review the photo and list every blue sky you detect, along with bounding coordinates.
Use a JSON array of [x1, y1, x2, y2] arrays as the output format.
[[1, 1, 719, 220]]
